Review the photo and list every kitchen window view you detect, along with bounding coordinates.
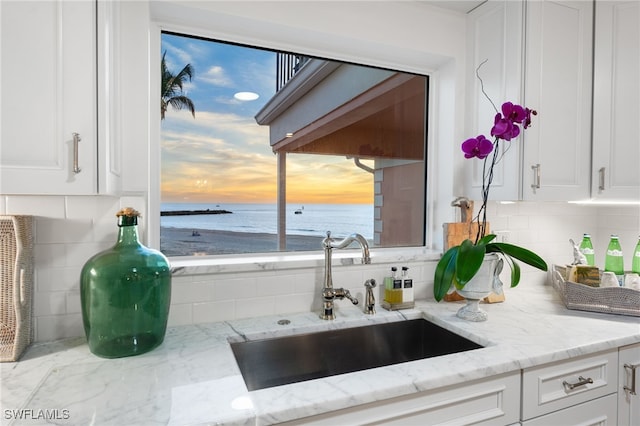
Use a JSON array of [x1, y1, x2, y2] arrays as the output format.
[[160, 32, 428, 257]]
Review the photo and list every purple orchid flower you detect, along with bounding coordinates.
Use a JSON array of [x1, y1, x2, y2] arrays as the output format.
[[491, 112, 521, 141], [523, 108, 537, 129], [461, 135, 494, 159], [501, 102, 527, 124]]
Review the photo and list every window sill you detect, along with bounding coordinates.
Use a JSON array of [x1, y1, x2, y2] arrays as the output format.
[[169, 247, 441, 276]]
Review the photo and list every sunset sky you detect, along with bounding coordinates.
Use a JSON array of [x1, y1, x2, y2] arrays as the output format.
[[160, 33, 373, 204]]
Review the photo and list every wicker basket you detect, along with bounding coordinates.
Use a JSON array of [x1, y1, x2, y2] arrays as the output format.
[[551, 265, 640, 317], [0, 216, 34, 362]]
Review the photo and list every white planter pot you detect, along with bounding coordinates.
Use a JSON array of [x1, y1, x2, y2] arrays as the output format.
[[456, 254, 503, 322]]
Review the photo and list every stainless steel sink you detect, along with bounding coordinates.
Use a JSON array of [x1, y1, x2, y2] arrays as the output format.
[[230, 318, 483, 391]]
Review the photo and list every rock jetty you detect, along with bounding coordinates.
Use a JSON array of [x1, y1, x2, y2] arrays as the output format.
[[160, 209, 232, 216]]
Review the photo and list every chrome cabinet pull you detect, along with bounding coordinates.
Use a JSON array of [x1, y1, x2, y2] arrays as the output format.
[[624, 363, 639, 395], [563, 376, 593, 390], [598, 167, 605, 191], [531, 164, 541, 190], [72, 132, 81, 174]]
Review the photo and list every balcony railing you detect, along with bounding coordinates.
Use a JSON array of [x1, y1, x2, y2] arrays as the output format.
[[276, 53, 310, 91]]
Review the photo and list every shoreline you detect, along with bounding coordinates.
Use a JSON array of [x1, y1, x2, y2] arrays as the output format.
[[160, 227, 325, 256]]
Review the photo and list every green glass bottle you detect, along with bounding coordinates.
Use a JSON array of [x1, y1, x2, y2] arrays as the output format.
[[579, 233, 595, 266], [604, 234, 624, 285], [80, 208, 171, 358], [632, 236, 640, 274]]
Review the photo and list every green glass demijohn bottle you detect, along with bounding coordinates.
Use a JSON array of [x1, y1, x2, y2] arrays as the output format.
[[80, 208, 171, 358]]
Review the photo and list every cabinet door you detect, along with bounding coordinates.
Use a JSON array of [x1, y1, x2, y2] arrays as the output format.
[[619, 343, 640, 426], [464, 0, 524, 201], [522, 0, 593, 201], [592, 1, 640, 201], [0, 1, 96, 194]]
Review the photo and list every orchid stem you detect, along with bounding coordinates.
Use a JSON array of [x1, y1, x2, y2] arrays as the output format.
[[476, 59, 499, 114]]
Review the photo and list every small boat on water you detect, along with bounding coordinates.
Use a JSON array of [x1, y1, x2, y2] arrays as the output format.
[[294, 205, 304, 215]]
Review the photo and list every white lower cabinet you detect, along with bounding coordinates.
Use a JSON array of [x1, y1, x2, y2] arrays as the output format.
[[282, 346, 636, 425], [280, 372, 521, 426], [618, 343, 640, 426], [521, 349, 618, 425]]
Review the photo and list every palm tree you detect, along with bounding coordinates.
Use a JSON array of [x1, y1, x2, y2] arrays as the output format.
[[161, 51, 196, 120]]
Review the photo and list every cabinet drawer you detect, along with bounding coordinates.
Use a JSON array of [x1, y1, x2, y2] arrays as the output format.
[[281, 372, 520, 426], [522, 349, 617, 420], [522, 393, 617, 426]]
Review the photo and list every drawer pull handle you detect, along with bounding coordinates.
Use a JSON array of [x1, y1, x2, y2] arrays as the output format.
[[624, 363, 639, 395], [563, 376, 593, 390]]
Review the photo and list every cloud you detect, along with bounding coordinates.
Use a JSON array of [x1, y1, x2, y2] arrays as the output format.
[[198, 65, 233, 87]]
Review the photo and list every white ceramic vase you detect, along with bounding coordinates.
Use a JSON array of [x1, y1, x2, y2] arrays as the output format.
[[455, 253, 503, 322]]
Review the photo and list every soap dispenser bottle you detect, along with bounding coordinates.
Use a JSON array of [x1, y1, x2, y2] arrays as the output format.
[[384, 267, 397, 303], [401, 266, 413, 303]]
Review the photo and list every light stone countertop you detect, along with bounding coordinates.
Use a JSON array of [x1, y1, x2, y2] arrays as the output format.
[[1, 281, 639, 426]]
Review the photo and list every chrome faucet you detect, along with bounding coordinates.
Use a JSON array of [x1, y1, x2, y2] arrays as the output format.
[[320, 231, 371, 320]]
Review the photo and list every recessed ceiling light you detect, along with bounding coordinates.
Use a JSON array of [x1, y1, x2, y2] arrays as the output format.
[[234, 91, 259, 101]]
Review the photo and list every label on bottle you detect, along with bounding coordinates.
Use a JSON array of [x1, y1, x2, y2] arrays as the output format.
[[580, 247, 594, 255], [635, 252, 640, 258], [403, 278, 413, 289], [393, 279, 403, 289], [607, 249, 623, 257]]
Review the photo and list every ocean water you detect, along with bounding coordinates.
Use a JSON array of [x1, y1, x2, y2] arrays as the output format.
[[161, 203, 374, 239]]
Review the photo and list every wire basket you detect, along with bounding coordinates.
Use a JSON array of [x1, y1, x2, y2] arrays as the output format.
[[0, 216, 34, 362], [551, 265, 640, 317]]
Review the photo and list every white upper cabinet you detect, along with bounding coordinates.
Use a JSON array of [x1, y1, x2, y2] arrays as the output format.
[[465, 0, 524, 201], [592, 1, 640, 201], [0, 1, 97, 194], [522, 0, 593, 201], [465, 0, 593, 202]]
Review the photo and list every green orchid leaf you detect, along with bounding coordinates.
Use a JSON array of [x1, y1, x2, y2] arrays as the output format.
[[455, 239, 487, 285], [434, 246, 458, 301], [477, 234, 497, 246], [487, 242, 548, 271], [500, 253, 521, 287]]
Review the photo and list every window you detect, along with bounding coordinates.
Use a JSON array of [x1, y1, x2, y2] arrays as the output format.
[[160, 32, 427, 257]]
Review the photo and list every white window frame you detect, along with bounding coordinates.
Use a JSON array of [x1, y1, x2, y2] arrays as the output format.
[[147, 2, 450, 271]]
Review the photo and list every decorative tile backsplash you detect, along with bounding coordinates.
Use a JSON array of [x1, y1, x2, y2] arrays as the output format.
[[1, 194, 638, 342]]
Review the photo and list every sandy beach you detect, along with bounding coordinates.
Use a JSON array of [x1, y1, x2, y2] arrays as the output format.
[[160, 227, 326, 257]]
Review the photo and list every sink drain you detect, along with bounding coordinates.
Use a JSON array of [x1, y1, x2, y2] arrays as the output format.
[[277, 319, 290, 325]]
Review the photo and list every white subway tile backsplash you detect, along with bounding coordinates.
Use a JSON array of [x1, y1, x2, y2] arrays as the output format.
[[35, 313, 84, 342], [36, 217, 94, 244], [36, 267, 80, 292], [235, 297, 275, 319], [6, 195, 66, 218], [193, 300, 235, 323], [171, 280, 214, 304], [254, 275, 295, 297], [274, 293, 315, 314], [66, 292, 81, 314], [168, 304, 193, 326], [507, 215, 529, 230], [213, 277, 257, 301], [33, 292, 67, 316]]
